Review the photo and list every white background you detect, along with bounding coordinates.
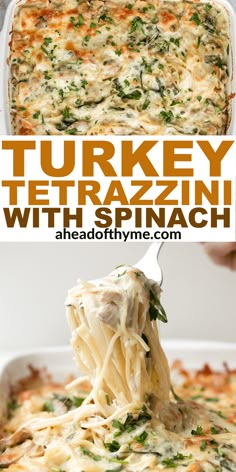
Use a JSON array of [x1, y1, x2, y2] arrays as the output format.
[[0, 242, 235, 351]]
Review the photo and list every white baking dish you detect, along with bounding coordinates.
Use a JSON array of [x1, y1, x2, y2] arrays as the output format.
[[0, 0, 236, 135], [0, 340, 236, 419]]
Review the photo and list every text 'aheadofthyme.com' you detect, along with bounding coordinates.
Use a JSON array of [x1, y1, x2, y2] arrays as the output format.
[[54, 228, 182, 242]]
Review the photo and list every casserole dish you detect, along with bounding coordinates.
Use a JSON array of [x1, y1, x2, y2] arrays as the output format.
[[0, 340, 236, 471], [0, 0, 236, 135], [0, 340, 236, 417]]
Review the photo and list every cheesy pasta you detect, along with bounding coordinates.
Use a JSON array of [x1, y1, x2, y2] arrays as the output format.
[[9, 0, 230, 135]]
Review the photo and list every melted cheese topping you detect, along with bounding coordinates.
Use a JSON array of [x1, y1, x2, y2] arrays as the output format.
[[9, 0, 230, 135], [0, 362, 236, 471]]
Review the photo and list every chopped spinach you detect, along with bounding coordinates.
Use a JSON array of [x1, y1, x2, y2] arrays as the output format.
[[211, 426, 220, 434], [112, 405, 151, 436], [159, 110, 174, 124], [99, 13, 114, 23], [190, 12, 201, 26], [130, 16, 144, 34], [134, 431, 148, 444], [200, 440, 207, 451], [162, 453, 192, 468], [62, 106, 77, 125], [114, 80, 142, 100], [155, 39, 169, 54], [142, 98, 150, 110], [149, 288, 168, 323]]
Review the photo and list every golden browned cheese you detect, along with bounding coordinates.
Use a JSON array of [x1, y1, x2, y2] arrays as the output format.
[[9, 0, 230, 135], [0, 362, 236, 471]]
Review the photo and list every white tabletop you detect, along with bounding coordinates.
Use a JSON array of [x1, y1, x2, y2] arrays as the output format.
[[0, 0, 6, 30], [0, 352, 15, 369]]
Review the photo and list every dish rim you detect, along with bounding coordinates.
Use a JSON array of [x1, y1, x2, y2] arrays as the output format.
[[0, 339, 236, 418], [1, 338, 236, 375]]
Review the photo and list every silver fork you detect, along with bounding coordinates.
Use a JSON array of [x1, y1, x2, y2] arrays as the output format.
[[134, 243, 163, 284]]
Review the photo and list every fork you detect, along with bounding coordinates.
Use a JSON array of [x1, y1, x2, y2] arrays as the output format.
[[134, 243, 163, 285]]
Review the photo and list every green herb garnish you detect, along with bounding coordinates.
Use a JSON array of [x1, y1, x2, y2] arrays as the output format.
[[114, 80, 142, 100], [81, 447, 102, 461], [211, 426, 220, 434], [70, 13, 84, 27], [170, 37, 180, 47], [7, 399, 21, 411], [99, 13, 114, 23], [142, 98, 150, 110], [200, 440, 207, 451], [205, 3, 213, 12], [141, 57, 152, 73], [81, 79, 88, 89], [112, 405, 151, 436], [65, 128, 78, 135], [191, 426, 204, 436], [134, 431, 148, 444], [44, 37, 52, 46], [62, 106, 76, 124], [42, 401, 54, 412], [32, 111, 40, 119], [149, 288, 167, 322], [162, 453, 192, 468], [104, 440, 120, 452], [155, 39, 169, 54], [190, 12, 201, 26], [83, 35, 91, 45], [159, 110, 174, 124], [130, 16, 144, 33]]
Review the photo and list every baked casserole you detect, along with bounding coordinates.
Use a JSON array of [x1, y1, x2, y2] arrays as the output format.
[[9, 0, 231, 135]]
